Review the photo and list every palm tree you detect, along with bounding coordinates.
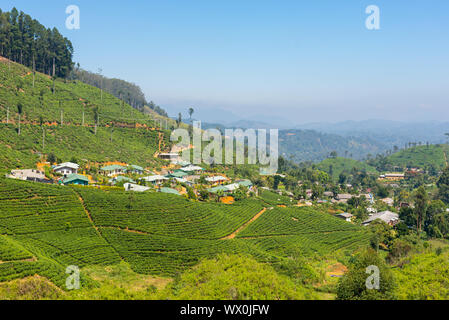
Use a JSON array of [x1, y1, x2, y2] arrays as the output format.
[[188, 107, 194, 122]]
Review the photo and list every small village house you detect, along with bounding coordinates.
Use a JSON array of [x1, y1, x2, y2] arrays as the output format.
[[101, 164, 126, 177], [140, 175, 168, 185], [53, 162, 79, 177], [10, 169, 45, 181], [206, 175, 228, 184], [180, 165, 204, 174], [126, 165, 144, 175], [362, 211, 399, 226], [336, 193, 353, 203], [62, 174, 89, 186], [123, 183, 150, 192], [381, 197, 395, 207], [379, 173, 405, 181], [158, 153, 180, 161], [112, 176, 136, 185], [336, 212, 353, 222]]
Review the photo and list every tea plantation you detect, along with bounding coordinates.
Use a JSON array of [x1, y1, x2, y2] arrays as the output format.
[[0, 177, 370, 286]]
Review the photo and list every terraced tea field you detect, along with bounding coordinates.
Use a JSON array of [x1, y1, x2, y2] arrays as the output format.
[[0, 177, 370, 286]]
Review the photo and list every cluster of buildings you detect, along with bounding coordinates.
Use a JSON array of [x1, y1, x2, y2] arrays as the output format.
[[7, 157, 255, 200]]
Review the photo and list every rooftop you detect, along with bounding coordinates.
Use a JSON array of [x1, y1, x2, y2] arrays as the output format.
[[63, 174, 89, 184]]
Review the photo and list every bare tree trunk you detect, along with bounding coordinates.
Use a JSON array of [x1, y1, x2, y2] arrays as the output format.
[[18, 114, 21, 135], [6, 106, 9, 124], [52, 57, 56, 94], [32, 55, 35, 88]]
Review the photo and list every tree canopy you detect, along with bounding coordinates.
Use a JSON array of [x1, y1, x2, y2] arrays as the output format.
[[0, 8, 73, 78]]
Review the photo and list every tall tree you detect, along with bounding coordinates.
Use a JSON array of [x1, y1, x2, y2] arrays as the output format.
[[414, 186, 428, 232], [17, 102, 23, 135], [437, 167, 449, 204]]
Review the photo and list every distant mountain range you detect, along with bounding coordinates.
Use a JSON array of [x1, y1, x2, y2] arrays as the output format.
[[200, 119, 449, 163]]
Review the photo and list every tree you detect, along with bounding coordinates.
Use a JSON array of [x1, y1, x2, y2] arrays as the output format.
[[348, 196, 367, 209], [0, 9, 73, 77], [336, 249, 396, 300], [93, 106, 99, 135], [424, 200, 448, 238], [47, 153, 56, 164], [437, 167, 449, 204], [414, 186, 428, 232], [176, 112, 182, 127], [188, 107, 194, 121], [17, 102, 23, 135], [311, 184, 323, 201]]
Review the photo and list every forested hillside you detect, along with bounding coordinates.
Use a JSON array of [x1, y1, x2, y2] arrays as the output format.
[[71, 68, 168, 117], [279, 129, 387, 163], [0, 8, 73, 78], [316, 157, 378, 181]]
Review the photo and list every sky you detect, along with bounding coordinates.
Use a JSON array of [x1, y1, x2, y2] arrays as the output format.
[[2, 1, 449, 125]]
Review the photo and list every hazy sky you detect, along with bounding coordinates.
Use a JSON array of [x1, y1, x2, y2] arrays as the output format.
[[2, 1, 449, 124]]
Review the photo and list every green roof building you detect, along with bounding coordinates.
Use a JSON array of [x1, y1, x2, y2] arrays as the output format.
[[166, 170, 189, 178], [159, 187, 181, 195], [113, 176, 136, 184], [127, 165, 144, 174], [63, 174, 89, 186]]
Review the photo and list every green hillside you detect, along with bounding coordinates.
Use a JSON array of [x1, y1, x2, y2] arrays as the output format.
[[317, 157, 378, 181], [0, 58, 171, 170], [386, 144, 449, 170], [0, 177, 370, 286]]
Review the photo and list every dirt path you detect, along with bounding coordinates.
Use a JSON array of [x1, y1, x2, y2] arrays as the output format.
[[221, 208, 267, 240], [76, 193, 98, 231], [101, 226, 150, 235]]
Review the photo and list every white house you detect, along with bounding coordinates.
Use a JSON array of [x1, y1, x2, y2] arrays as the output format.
[[362, 211, 399, 226], [205, 176, 228, 184], [9, 169, 46, 181], [180, 165, 204, 174], [53, 162, 79, 176], [123, 183, 150, 192], [337, 212, 353, 222], [140, 175, 168, 185], [100, 165, 126, 177]]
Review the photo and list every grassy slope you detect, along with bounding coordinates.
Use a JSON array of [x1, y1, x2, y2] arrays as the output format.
[[0, 177, 369, 287], [0, 57, 145, 125], [394, 250, 449, 299], [317, 157, 378, 180], [387, 144, 449, 170], [0, 58, 171, 170]]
